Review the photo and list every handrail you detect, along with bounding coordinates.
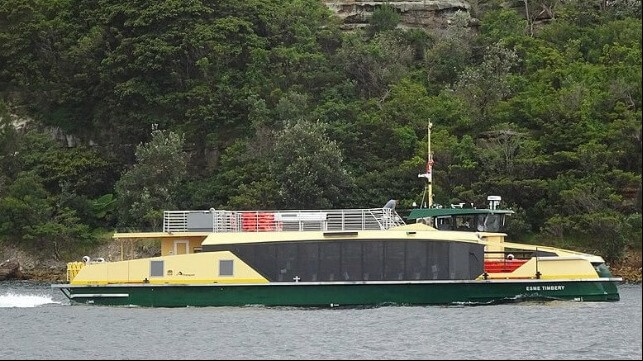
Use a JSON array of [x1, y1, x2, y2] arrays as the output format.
[[163, 208, 405, 233]]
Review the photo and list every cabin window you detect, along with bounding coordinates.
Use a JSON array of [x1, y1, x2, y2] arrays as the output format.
[[435, 216, 453, 230], [150, 261, 164, 277], [319, 242, 341, 281], [455, 216, 476, 231], [384, 242, 405, 280], [481, 214, 502, 232], [341, 242, 362, 281], [405, 241, 427, 280], [276, 243, 297, 281], [362, 241, 384, 281], [219, 260, 234, 276]]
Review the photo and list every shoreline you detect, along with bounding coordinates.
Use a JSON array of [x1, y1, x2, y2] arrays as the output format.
[[3, 244, 641, 284]]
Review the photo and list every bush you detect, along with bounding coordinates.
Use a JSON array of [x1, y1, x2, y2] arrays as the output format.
[[369, 5, 401, 34]]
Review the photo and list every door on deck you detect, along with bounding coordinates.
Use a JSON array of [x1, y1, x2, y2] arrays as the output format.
[[174, 240, 189, 255]]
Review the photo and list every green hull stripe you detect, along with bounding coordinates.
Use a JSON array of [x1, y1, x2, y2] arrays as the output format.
[[58, 281, 620, 307]]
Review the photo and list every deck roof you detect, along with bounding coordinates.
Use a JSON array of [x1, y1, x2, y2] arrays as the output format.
[[112, 232, 211, 239]]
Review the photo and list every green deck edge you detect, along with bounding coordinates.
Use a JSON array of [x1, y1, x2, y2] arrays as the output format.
[[55, 280, 620, 307]]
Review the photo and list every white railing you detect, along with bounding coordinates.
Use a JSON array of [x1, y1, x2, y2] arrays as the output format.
[[163, 211, 188, 233], [163, 208, 405, 233]]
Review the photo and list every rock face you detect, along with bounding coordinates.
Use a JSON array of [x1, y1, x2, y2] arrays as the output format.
[[323, 0, 472, 30], [0, 258, 24, 281]]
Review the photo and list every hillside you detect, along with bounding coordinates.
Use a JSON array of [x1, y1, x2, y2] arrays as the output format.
[[0, 0, 641, 270]]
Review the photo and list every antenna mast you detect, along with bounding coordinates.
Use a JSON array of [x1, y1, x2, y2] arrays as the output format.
[[418, 121, 434, 208]]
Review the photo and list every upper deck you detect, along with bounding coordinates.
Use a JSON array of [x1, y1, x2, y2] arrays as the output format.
[[162, 207, 406, 233]]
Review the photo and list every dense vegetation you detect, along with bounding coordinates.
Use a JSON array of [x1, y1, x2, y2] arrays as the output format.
[[0, 0, 641, 262]]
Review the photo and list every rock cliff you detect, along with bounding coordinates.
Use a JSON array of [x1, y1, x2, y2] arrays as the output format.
[[323, 0, 473, 30], [0, 258, 24, 281]]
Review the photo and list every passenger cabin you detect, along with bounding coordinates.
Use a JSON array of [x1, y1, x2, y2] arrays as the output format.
[[110, 207, 488, 283], [102, 205, 604, 286]]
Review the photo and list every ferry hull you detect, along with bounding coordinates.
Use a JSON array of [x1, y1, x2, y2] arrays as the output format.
[[55, 279, 620, 307]]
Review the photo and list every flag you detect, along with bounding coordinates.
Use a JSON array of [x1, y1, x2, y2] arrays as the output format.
[[418, 159, 434, 182], [426, 159, 434, 182]]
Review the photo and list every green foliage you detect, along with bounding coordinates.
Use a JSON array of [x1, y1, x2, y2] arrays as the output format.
[[0, 173, 95, 259], [624, 213, 642, 250], [425, 11, 474, 87], [91, 193, 117, 221], [271, 120, 353, 208], [24, 206, 94, 261], [543, 211, 629, 263], [0, 173, 51, 241], [453, 43, 518, 121], [504, 205, 532, 242], [369, 5, 401, 35], [0, 1, 640, 263], [115, 129, 187, 230], [337, 32, 414, 98], [480, 9, 528, 43]]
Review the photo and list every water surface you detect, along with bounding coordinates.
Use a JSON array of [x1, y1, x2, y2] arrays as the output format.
[[1, 281, 641, 359]]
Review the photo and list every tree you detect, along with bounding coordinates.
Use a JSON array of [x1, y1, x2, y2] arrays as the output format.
[[0, 172, 93, 259], [453, 43, 518, 121], [336, 32, 413, 98], [369, 4, 401, 34], [115, 129, 187, 230], [425, 11, 474, 87], [0, 173, 51, 242], [271, 120, 353, 208]]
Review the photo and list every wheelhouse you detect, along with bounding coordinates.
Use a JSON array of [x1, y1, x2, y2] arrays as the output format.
[[407, 208, 514, 232]]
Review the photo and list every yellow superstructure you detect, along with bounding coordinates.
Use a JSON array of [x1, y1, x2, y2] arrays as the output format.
[[69, 251, 268, 285], [68, 223, 607, 285]]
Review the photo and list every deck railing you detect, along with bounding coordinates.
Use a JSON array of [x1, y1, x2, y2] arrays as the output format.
[[163, 208, 405, 233]]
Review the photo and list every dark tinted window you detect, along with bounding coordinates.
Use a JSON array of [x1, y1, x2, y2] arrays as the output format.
[[204, 239, 484, 282], [405, 241, 427, 280], [255, 244, 278, 280], [276, 243, 297, 281], [384, 241, 405, 280], [341, 242, 362, 281], [428, 242, 449, 279], [319, 242, 341, 281], [362, 241, 384, 281], [296, 243, 319, 281]]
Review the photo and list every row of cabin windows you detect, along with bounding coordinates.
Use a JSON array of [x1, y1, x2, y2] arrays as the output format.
[[204, 240, 484, 282]]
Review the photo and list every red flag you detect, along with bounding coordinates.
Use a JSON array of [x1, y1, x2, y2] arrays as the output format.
[[426, 159, 434, 173]]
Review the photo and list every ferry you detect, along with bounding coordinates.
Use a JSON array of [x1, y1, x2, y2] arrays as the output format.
[[52, 203, 621, 307], [52, 123, 621, 307]]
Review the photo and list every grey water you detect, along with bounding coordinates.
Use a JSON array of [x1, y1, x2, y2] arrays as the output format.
[[0, 282, 641, 360]]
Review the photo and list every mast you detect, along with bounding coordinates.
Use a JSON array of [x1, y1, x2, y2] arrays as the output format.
[[427, 121, 433, 208], [418, 121, 434, 208]]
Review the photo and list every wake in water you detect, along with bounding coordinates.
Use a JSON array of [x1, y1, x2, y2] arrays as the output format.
[[0, 293, 61, 308]]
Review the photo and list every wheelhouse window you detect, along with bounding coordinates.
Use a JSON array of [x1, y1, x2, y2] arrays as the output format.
[[455, 215, 476, 231], [481, 214, 502, 232], [435, 216, 453, 230]]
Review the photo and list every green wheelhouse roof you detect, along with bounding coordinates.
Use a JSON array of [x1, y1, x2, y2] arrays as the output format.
[[407, 208, 514, 220]]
